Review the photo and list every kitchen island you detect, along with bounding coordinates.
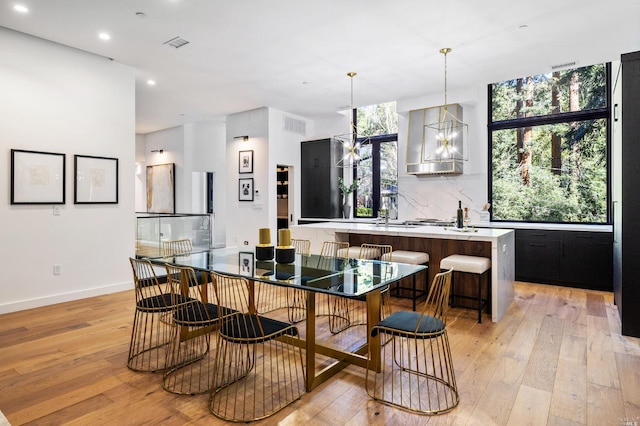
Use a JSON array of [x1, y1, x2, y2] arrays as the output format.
[[291, 222, 515, 322]]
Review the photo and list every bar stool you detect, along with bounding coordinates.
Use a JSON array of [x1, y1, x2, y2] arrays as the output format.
[[381, 250, 429, 311], [336, 245, 357, 258], [440, 254, 490, 323]]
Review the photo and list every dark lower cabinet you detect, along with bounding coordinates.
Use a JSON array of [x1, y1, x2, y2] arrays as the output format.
[[516, 231, 561, 283], [515, 229, 612, 291]]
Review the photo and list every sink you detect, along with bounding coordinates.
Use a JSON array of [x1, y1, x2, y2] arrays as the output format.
[[405, 219, 453, 227], [374, 223, 420, 228]]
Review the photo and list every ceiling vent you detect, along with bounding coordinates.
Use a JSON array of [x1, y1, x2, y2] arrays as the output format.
[[164, 36, 189, 49], [283, 115, 306, 135], [551, 61, 577, 71]]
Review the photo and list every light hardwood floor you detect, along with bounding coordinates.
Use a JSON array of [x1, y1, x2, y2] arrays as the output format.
[[1, 282, 639, 425]]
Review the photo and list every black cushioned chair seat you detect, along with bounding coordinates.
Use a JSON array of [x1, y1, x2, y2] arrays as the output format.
[[173, 301, 224, 325], [137, 293, 193, 312], [220, 313, 298, 343], [371, 310, 444, 338]]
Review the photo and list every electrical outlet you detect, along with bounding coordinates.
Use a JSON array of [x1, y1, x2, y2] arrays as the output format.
[[53, 264, 62, 275]]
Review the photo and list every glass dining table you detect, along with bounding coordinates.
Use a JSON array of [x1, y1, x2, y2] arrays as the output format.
[[144, 246, 427, 391]]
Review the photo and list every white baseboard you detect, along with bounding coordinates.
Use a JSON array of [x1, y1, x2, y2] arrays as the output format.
[[0, 281, 133, 315]]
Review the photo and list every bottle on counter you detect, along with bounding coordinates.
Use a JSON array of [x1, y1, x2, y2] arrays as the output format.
[[456, 201, 463, 228]]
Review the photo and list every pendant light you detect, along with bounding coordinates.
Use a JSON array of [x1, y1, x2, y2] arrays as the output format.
[[421, 48, 468, 173], [335, 72, 368, 168]]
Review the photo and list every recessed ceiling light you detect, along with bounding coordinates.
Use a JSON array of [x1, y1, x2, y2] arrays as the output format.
[[99, 32, 111, 41], [13, 4, 29, 13], [147, 80, 156, 86]]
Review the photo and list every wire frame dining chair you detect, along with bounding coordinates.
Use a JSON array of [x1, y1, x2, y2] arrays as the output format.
[[162, 238, 193, 257], [365, 268, 459, 415], [328, 243, 393, 334], [316, 240, 351, 318], [287, 238, 311, 323], [128, 257, 188, 372], [162, 264, 223, 395], [209, 271, 305, 423]]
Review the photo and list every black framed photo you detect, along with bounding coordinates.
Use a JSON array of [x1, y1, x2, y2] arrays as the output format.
[[239, 150, 253, 174], [11, 149, 66, 204], [238, 251, 254, 277], [74, 155, 118, 204], [239, 178, 254, 201]]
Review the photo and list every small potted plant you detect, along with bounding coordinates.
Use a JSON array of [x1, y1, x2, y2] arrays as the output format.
[[338, 177, 359, 219]]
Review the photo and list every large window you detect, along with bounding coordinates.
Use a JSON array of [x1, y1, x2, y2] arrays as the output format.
[[353, 102, 398, 218], [489, 63, 610, 223]]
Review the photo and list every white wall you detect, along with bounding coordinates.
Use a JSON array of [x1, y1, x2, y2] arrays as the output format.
[[184, 122, 226, 247], [0, 28, 135, 313], [140, 126, 185, 212], [135, 122, 227, 247], [267, 108, 315, 228], [225, 108, 270, 248]]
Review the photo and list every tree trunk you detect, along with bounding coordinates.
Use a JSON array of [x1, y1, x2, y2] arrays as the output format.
[[551, 72, 562, 175], [521, 76, 534, 186], [570, 71, 581, 180], [516, 78, 524, 164]]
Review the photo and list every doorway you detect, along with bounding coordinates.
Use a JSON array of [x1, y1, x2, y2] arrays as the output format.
[[277, 165, 289, 229]]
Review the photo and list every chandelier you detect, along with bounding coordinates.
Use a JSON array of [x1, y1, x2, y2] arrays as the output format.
[[421, 48, 468, 173], [334, 72, 369, 168]]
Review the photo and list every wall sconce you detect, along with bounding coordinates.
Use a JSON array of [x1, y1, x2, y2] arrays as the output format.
[[233, 135, 249, 141], [150, 149, 164, 154]]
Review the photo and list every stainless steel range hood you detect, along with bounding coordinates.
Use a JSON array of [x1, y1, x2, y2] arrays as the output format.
[[406, 104, 466, 175]]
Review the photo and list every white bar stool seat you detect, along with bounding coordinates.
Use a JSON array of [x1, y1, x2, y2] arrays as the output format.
[[336, 246, 358, 258], [381, 250, 429, 265], [440, 254, 490, 323]]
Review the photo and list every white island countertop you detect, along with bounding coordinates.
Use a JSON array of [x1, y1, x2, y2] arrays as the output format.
[[291, 221, 515, 323], [293, 221, 513, 241]]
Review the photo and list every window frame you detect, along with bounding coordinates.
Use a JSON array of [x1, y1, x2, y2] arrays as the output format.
[[353, 133, 398, 218], [487, 63, 612, 225]]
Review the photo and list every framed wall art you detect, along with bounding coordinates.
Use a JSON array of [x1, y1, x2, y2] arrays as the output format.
[[238, 251, 254, 277], [239, 150, 253, 174], [239, 178, 254, 201], [146, 163, 175, 213], [11, 149, 66, 204], [74, 155, 118, 204]]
